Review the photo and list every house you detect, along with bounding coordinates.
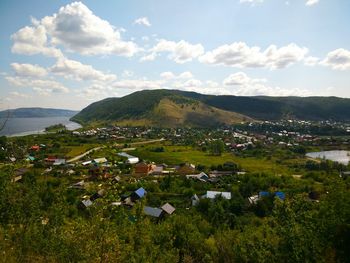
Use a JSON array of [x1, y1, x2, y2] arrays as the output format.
[[161, 203, 175, 215], [259, 191, 270, 198], [151, 165, 164, 175], [93, 157, 108, 164], [206, 191, 231, 200], [70, 180, 85, 189], [191, 194, 200, 206], [143, 206, 163, 218], [81, 199, 93, 208], [275, 191, 286, 201], [248, 195, 259, 205], [82, 160, 92, 166], [117, 152, 139, 164], [30, 145, 40, 151], [26, 156, 35, 162], [131, 187, 147, 201], [45, 156, 56, 163], [134, 162, 154, 175], [53, 159, 66, 166], [186, 172, 209, 182]]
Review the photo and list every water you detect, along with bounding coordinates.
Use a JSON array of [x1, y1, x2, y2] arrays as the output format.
[[306, 150, 350, 165], [0, 117, 81, 137]]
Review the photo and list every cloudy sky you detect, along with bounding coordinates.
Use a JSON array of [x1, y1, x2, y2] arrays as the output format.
[[0, 0, 349, 110]]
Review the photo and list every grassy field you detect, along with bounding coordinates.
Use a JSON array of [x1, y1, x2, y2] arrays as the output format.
[[129, 144, 293, 174], [65, 144, 98, 158]]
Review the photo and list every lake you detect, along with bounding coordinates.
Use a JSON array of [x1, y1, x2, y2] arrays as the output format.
[[306, 150, 350, 165], [0, 117, 81, 137]]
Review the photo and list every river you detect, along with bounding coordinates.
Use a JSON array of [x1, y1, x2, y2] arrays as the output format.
[[0, 117, 81, 137]]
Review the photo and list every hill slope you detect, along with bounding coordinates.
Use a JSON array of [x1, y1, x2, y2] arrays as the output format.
[[0, 108, 78, 118], [72, 89, 350, 126], [72, 90, 252, 127]]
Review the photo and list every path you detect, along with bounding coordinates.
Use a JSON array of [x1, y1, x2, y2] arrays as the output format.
[[67, 146, 104, 163]]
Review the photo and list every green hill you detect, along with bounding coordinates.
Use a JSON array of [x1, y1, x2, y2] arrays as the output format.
[[71, 90, 253, 127], [72, 89, 350, 126]]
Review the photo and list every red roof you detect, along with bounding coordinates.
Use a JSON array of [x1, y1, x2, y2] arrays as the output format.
[[31, 145, 40, 151]]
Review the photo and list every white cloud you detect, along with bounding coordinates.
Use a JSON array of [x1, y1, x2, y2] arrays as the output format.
[[9, 91, 32, 99], [11, 63, 47, 77], [140, 52, 157, 62], [223, 72, 310, 96], [112, 79, 163, 90], [50, 57, 117, 82], [12, 2, 139, 58], [305, 0, 319, 6], [11, 24, 63, 58], [6, 76, 69, 94], [149, 39, 204, 63], [320, 48, 350, 70], [199, 42, 308, 69], [134, 17, 151, 27], [160, 71, 193, 80]]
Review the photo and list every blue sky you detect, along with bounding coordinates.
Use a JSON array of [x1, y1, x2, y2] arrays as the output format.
[[0, 0, 349, 110]]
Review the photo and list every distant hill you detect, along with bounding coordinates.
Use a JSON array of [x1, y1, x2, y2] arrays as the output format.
[[71, 90, 252, 127], [72, 89, 350, 127], [0, 108, 78, 118]]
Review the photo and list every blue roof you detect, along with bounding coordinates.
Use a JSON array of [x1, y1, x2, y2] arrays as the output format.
[[259, 191, 270, 198], [135, 187, 146, 198], [275, 191, 285, 200]]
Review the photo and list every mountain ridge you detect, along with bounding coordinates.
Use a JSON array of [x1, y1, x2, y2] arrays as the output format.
[[71, 89, 350, 126]]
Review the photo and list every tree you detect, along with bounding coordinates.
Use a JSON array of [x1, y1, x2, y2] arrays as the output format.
[[208, 139, 225, 156]]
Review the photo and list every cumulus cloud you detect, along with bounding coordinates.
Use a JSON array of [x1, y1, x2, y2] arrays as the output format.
[[11, 63, 47, 77], [320, 48, 350, 70], [12, 2, 138, 57], [6, 76, 69, 94], [50, 57, 117, 82], [305, 0, 319, 6], [223, 72, 310, 96], [134, 17, 151, 27], [11, 24, 63, 58], [160, 71, 193, 80], [199, 42, 308, 69], [146, 39, 204, 63]]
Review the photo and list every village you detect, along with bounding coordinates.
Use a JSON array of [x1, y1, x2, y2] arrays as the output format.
[[2, 119, 349, 222]]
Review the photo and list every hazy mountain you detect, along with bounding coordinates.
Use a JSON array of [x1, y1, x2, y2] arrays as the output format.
[[0, 108, 78, 118]]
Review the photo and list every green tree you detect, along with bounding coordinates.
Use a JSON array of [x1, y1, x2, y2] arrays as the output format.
[[208, 139, 225, 156]]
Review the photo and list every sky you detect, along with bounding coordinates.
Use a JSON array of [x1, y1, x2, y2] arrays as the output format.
[[0, 0, 349, 110]]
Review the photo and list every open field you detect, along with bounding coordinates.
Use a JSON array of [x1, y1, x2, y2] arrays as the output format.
[[129, 144, 293, 174]]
